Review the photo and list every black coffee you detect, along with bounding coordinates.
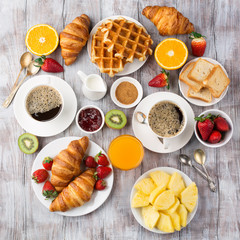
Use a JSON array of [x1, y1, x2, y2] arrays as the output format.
[[26, 85, 62, 121]]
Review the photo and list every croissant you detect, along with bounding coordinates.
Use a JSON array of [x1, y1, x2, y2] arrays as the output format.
[[49, 168, 96, 212], [142, 6, 194, 36], [60, 14, 90, 66], [50, 136, 89, 192]]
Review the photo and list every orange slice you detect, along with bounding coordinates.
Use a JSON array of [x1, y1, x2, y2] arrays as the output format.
[[154, 38, 188, 70], [25, 24, 59, 56]]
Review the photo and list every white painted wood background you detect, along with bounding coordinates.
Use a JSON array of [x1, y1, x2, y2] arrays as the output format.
[[0, 0, 239, 239]]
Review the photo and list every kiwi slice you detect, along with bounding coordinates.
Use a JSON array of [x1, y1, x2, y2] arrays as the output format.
[[18, 133, 39, 154], [105, 109, 127, 129]]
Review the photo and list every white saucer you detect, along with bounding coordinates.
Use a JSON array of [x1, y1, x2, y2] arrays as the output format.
[[87, 15, 149, 76], [31, 137, 114, 216], [110, 76, 143, 108], [132, 92, 195, 153], [178, 57, 229, 106], [13, 75, 77, 137], [130, 167, 198, 234]]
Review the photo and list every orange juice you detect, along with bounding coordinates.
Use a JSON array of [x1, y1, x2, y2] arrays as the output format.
[[108, 135, 144, 170]]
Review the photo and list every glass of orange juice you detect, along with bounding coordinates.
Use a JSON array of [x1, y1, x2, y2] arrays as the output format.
[[108, 135, 144, 170]]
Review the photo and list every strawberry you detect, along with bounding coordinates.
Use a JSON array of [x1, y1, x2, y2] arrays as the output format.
[[208, 130, 222, 144], [32, 169, 48, 183], [42, 181, 58, 199], [95, 151, 109, 166], [94, 166, 112, 179], [42, 157, 53, 171], [214, 116, 229, 132], [195, 114, 214, 141], [34, 55, 64, 73], [148, 70, 170, 89], [95, 179, 107, 190], [189, 32, 206, 57], [85, 156, 98, 168]]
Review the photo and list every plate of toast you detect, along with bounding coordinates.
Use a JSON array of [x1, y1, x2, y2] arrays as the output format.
[[87, 15, 153, 77], [31, 136, 114, 216], [179, 57, 230, 106]]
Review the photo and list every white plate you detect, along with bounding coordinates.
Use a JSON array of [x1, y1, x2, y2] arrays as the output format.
[[13, 75, 77, 137], [110, 77, 143, 108], [87, 15, 149, 76], [132, 92, 195, 153], [178, 57, 229, 106], [130, 167, 198, 234], [31, 137, 114, 217]]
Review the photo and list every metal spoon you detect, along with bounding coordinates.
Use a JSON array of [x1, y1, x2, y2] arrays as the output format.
[[2, 61, 40, 108], [13, 52, 32, 89], [179, 154, 213, 182], [194, 149, 216, 192]]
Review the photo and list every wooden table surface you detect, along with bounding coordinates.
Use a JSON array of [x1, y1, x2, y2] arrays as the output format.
[[0, 0, 239, 239]]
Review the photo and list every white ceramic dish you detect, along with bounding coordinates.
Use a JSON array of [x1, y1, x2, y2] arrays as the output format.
[[110, 77, 143, 108], [13, 75, 77, 137], [130, 167, 198, 234], [178, 57, 229, 106], [75, 105, 105, 134], [31, 137, 114, 217], [194, 109, 233, 148], [87, 15, 149, 76], [132, 92, 195, 153]]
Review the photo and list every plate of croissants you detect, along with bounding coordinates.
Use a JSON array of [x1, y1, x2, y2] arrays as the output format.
[[31, 136, 114, 216]]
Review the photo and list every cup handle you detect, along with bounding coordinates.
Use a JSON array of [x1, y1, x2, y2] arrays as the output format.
[[162, 138, 170, 149]]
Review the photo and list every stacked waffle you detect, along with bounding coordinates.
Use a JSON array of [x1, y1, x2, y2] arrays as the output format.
[[91, 17, 153, 77]]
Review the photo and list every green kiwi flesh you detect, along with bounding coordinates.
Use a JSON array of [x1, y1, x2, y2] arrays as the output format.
[[18, 133, 39, 154], [105, 109, 127, 129]]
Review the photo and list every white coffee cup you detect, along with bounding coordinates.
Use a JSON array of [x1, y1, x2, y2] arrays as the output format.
[[25, 84, 64, 123], [146, 100, 188, 149]]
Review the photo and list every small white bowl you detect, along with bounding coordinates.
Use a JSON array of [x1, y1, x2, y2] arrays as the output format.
[[130, 167, 198, 234], [194, 109, 233, 148], [110, 77, 143, 108], [75, 105, 105, 134]]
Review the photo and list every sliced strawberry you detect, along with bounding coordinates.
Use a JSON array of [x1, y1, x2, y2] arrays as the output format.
[[189, 32, 206, 57], [208, 130, 222, 144], [214, 117, 229, 132], [148, 70, 170, 89]]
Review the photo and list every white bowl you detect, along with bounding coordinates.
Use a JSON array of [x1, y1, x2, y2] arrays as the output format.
[[130, 167, 199, 234], [75, 105, 105, 134], [110, 77, 143, 109], [194, 109, 233, 148]]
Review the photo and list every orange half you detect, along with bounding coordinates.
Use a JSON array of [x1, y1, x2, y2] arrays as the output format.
[[154, 38, 188, 70], [25, 24, 59, 56]]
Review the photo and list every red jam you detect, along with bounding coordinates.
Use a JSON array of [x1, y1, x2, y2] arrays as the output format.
[[78, 108, 102, 132]]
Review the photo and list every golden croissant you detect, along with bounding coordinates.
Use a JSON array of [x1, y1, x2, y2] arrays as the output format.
[[142, 6, 194, 36], [49, 168, 96, 212], [50, 136, 89, 192], [60, 14, 90, 65]]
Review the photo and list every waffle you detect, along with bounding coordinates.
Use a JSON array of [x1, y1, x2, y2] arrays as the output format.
[[91, 27, 126, 77], [100, 18, 153, 63]]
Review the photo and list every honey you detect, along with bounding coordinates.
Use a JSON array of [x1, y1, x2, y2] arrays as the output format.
[[108, 135, 144, 170]]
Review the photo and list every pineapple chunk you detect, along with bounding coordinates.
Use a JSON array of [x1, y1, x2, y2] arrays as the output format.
[[177, 204, 188, 227], [167, 172, 186, 197], [156, 213, 174, 233], [169, 212, 181, 231], [142, 206, 160, 229], [150, 171, 170, 188], [134, 178, 156, 195], [149, 185, 166, 204], [180, 182, 198, 212], [163, 197, 180, 214], [131, 191, 149, 208], [153, 190, 175, 210]]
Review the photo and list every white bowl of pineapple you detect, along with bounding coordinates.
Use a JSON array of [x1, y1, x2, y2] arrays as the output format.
[[130, 167, 198, 234]]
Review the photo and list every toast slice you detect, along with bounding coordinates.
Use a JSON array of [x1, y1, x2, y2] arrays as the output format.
[[179, 62, 202, 92], [203, 65, 230, 98], [187, 87, 212, 103], [188, 59, 215, 83]]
